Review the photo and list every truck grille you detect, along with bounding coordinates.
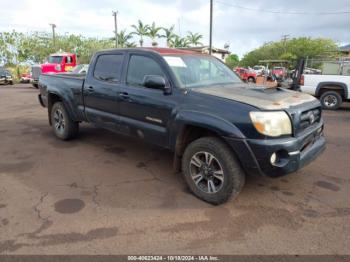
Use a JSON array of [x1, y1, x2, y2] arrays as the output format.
[[31, 66, 42, 80], [297, 107, 321, 133]]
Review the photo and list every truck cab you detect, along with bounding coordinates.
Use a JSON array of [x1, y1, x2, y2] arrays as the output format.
[[41, 53, 77, 74], [31, 52, 77, 88]]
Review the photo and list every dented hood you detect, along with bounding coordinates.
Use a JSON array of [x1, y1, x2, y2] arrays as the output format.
[[194, 84, 316, 110]]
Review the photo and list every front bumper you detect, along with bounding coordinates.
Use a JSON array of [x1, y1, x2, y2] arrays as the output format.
[[225, 122, 326, 177]]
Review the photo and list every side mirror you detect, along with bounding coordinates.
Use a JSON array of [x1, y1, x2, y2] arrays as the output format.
[[143, 75, 170, 93]]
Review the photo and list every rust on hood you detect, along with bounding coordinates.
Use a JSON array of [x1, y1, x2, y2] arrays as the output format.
[[194, 85, 316, 110]]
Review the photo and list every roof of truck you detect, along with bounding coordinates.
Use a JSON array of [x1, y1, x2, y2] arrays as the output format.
[[50, 52, 75, 56], [99, 47, 201, 56], [143, 47, 199, 55]]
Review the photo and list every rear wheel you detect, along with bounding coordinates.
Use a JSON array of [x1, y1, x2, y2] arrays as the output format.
[[50, 102, 79, 140], [182, 137, 245, 205], [247, 77, 255, 83], [320, 91, 342, 110]]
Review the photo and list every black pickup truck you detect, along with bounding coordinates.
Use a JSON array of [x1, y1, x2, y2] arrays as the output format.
[[38, 48, 326, 204]]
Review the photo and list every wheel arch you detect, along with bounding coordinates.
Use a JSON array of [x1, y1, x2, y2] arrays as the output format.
[[47, 92, 77, 125], [170, 111, 246, 172], [316, 82, 348, 98]]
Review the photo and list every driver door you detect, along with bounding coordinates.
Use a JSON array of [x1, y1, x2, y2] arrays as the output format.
[[117, 53, 176, 147]]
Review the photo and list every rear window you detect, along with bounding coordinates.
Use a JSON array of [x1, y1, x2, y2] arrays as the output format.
[[94, 54, 124, 83]]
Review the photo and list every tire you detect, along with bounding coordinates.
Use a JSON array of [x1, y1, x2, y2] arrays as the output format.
[[182, 137, 245, 205], [247, 77, 255, 83], [320, 91, 342, 110], [50, 102, 79, 140]]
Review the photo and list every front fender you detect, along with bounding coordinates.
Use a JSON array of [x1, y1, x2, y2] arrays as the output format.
[[169, 110, 245, 149]]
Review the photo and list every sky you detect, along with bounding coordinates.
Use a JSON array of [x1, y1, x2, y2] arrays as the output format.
[[0, 0, 350, 58]]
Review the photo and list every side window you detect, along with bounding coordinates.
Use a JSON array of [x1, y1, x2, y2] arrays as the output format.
[[66, 56, 73, 63], [94, 54, 124, 83], [126, 55, 165, 87]]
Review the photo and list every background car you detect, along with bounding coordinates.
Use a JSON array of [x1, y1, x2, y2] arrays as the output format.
[[234, 67, 257, 83], [272, 66, 287, 80], [0, 68, 14, 85], [252, 65, 266, 75], [20, 73, 32, 83]]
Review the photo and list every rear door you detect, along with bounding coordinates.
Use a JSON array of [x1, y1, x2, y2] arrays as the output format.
[[117, 53, 176, 147], [83, 53, 125, 130]]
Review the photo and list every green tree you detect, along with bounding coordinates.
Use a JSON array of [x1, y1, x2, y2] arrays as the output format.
[[162, 25, 176, 47], [131, 20, 150, 47], [225, 54, 239, 69], [147, 22, 163, 47], [169, 35, 190, 48], [240, 37, 339, 68], [112, 30, 134, 48], [186, 31, 203, 47]]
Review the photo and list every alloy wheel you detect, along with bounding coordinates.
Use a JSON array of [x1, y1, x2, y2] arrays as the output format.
[[189, 151, 224, 194]]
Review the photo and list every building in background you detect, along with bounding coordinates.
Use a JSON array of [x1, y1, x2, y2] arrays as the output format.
[[339, 44, 350, 57], [179, 46, 231, 61]]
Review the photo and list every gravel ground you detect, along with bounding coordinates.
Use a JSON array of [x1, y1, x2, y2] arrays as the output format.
[[0, 84, 349, 255]]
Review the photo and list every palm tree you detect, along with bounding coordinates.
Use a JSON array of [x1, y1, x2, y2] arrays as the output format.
[[116, 30, 134, 48], [162, 25, 175, 47], [187, 31, 203, 47], [131, 20, 150, 47], [169, 35, 190, 48], [147, 22, 163, 47]]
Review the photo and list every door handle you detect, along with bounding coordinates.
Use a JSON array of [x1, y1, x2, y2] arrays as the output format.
[[86, 86, 94, 93], [118, 92, 130, 99]]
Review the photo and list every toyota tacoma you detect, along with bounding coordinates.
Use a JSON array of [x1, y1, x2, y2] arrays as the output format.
[[38, 48, 326, 204]]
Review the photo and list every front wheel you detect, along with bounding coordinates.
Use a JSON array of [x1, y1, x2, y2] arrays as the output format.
[[320, 91, 342, 110], [182, 137, 245, 205], [50, 102, 79, 140]]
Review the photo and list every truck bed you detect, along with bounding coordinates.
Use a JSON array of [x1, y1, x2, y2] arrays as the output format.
[[39, 73, 86, 121]]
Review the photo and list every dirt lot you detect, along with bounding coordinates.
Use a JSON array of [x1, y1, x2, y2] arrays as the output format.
[[0, 84, 349, 255]]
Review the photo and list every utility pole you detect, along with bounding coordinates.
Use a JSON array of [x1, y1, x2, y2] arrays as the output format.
[[49, 23, 56, 48], [281, 34, 290, 53], [209, 0, 213, 55], [112, 11, 118, 48]]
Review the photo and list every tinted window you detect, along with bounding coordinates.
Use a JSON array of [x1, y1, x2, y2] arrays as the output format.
[[48, 56, 63, 64], [94, 54, 123, 82], [126, 55, 164, 87]]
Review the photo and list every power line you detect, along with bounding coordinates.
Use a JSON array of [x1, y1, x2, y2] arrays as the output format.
[[214, 0, 350, 15]]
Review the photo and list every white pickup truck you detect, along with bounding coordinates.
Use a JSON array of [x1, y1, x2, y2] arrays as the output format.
[[300, 74, 350, 110]]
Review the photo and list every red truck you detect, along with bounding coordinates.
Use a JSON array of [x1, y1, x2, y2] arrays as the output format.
[[32, 52, 77, 88], [272, 66, 287, 81], [234, 67, 257, 83]]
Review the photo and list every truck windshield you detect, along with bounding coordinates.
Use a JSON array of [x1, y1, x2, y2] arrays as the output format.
[[48, 56, 63, 64], [163, 55, 242, 88]]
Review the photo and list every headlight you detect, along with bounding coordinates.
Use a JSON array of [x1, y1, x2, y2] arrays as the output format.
[[249, 111, 292, 137]]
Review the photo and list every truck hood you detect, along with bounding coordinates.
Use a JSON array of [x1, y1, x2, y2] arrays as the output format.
[[41, 63, 58, 73], [193, 84, 316, 110]]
